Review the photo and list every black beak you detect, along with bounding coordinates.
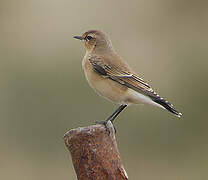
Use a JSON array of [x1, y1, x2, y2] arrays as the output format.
[[73, 36, 83, 40]]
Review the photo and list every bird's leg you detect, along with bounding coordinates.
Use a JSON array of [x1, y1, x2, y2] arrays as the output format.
[[96, 104, 127, 133], [106, 104, 127, 122]]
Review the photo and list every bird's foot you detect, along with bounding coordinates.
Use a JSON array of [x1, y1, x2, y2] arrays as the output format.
[[95, 120, 116, 134]]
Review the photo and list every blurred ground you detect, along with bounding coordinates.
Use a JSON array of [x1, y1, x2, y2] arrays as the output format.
[[0, 0, 208, 179]]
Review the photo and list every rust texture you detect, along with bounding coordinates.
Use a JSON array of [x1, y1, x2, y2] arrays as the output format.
[[63, 121, 128, 180]]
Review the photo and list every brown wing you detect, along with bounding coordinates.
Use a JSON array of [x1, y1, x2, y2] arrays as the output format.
[[88, 55, 182, 117], [88, 55, 155, 98]]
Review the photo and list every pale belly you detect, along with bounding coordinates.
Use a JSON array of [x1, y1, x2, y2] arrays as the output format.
[[82, 58, 128, 104]]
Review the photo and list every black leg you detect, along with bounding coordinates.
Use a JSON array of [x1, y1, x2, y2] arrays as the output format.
[[106, 104, 127, 122], [96, 104, 127, 133]]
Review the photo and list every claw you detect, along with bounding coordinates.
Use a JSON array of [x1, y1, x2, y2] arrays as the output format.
[[95, 120, 116, 134]]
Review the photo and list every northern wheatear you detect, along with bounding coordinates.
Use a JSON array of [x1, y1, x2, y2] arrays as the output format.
[[74, 30, 182, 127]]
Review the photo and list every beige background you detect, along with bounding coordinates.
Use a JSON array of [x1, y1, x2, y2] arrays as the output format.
[[0, 0, 208, 179]]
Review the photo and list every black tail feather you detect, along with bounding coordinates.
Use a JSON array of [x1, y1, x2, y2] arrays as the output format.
[[153, 98, 182, 118]]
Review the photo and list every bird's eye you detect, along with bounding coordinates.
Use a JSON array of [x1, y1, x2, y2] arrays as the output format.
[[86, 35, 93, 41]]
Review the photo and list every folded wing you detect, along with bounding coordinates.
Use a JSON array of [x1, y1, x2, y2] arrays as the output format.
[[88, 55, 182, 117]]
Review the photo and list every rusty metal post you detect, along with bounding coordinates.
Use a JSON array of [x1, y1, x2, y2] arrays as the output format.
[[63, 121, 128, 180]]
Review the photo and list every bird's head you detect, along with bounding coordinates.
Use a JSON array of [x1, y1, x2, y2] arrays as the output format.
[[74, 30, 114, 54]]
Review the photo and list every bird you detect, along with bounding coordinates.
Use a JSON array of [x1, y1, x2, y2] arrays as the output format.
[[74, 30, 182, 129]]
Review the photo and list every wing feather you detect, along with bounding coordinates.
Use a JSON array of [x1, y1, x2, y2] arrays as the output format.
[[89, 55, 153, 95], [88, 55, 182, 117]]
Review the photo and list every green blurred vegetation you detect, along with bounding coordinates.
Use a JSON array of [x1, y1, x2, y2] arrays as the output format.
[[0, 0, 208, 179]]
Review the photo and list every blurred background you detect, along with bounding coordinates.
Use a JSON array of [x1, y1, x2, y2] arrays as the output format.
[[0, 0, 208, 179]]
